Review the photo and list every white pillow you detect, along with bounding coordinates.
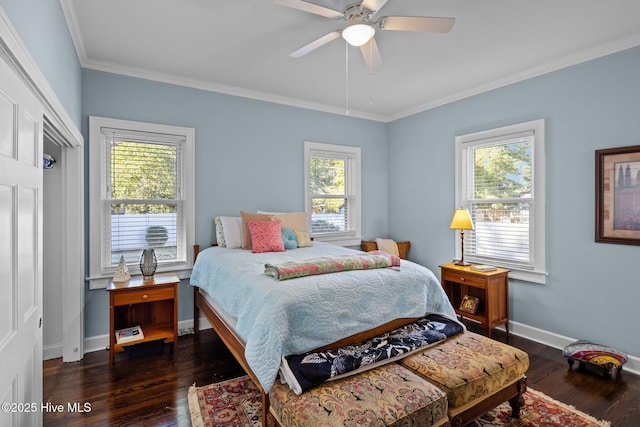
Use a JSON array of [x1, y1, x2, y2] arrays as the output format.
[[220, 216, 243, 249], [375, 238, 399, 256]]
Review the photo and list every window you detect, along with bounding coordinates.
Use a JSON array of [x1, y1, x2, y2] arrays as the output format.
[[88, 117, 195, 288], [455, 119, 546, 283], [304, 141, 361, 246]]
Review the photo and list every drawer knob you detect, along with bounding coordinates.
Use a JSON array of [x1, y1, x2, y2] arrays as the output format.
[[460, 277, 465, 281], [142, 294, 148, 299]]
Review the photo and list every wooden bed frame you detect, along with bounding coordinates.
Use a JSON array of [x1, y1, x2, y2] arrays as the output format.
[[191, 244, 421, 425], [191, 244, 526, 427]]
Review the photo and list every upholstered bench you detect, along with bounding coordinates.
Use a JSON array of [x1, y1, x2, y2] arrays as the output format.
[[399, 331, 529, 427], [267, 331, 529, 427], [268, 362, 449, 427]]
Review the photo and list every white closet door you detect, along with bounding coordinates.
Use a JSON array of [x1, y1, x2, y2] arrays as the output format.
[[0, 52, 44, 427]]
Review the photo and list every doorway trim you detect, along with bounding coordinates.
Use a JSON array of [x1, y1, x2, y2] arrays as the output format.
[[44, 122, 84, 361], [1, 8, 85, 361]]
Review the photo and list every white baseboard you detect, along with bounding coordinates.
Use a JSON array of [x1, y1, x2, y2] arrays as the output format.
[[43, 343, 63, 361], [507, 320, 640, 376], [194, 316, 212, 331], [80, 317, 639, 377], [83, 333, 109, 355], [177, 316, 212, 333], [82, 318, 213, 355]]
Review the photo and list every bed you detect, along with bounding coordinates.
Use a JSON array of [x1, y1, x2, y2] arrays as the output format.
[[190, 240, 458, 424]]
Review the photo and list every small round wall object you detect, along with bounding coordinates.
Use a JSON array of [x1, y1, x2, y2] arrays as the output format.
[[562, 340, 628, 379]]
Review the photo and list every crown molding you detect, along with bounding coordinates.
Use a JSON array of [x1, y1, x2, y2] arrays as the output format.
[[79, 31, 640, 124], [60, 0, 640, 123], [81, 57, 388, 123], [390, 33, 640, 122], [60, 0, 87, 65], [0, 4, 82, 146]]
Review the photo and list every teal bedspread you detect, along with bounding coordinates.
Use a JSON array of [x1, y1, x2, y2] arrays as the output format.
[[189, 242, 456, 392]]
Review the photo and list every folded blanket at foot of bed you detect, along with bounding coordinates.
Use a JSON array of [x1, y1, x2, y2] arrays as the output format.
[[279, 313, 464, 394], [264, 251, 401, 280]]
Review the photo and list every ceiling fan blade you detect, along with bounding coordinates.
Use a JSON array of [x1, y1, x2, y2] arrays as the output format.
[[273, 0, 342, 19], [361, 0, 390, 14], [359, 37, 382, 69], [289, 31, 341, 58], [378, 16, 455, 33]]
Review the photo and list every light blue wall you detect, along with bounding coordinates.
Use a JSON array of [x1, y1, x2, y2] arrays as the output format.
[[81, 70, 389, 336], [0, 0, 82, 126], [4, 0, 638, 358], [389, 46, 640, 357]]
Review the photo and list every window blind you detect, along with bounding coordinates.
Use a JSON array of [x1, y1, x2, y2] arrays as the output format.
[[101, 130, 186, 270], [308, 145, 360, 235], [463, 133, 535, 270], [309, 154, 351, 233]]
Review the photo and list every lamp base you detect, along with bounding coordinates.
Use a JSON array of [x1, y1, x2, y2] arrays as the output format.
[[454, 260, 471, 266]]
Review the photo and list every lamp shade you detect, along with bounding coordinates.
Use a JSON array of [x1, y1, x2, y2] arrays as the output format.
[[342, 23, 375, 46], [449, 208, 474, 230]]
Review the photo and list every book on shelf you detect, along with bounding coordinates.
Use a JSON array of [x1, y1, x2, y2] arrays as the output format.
[[115, 325, 144, 344], [470, 264, 497, 272]]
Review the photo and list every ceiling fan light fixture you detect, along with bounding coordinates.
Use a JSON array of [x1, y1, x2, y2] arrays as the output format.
[[342, 23, 375, 46]]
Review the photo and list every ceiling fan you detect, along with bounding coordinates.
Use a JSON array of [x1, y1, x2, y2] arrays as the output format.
[[274, 0, 455, 68]]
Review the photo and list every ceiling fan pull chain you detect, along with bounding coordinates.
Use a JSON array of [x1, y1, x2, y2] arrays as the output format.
[[369, 71, 374, 107], [345, 40, 350, 115], [369, 43, 374, 108]]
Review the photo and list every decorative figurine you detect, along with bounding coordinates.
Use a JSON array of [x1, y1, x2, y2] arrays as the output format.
[[113, 255, 130, 282]]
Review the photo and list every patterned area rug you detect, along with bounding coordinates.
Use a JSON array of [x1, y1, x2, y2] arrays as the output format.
[[189, 376, 262, 427], [471, 388, 610, 427], [188, 376, 610, 427]]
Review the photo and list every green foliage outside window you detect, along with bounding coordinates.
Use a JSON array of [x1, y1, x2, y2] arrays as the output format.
[[472, 140, 532, 224], [473, 141, 531, 200], [110, 140, 177, 214], [310, 157, 345, 214]]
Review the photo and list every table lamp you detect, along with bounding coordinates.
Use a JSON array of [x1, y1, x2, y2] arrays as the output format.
[[450, 207, 474, 266]]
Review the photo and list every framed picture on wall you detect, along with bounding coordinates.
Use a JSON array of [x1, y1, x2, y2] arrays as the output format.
[[596, 145, 640, 245]]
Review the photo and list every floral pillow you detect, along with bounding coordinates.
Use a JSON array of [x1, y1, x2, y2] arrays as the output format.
[[247, 220, 285, 253], [214, 216, 226, 247]]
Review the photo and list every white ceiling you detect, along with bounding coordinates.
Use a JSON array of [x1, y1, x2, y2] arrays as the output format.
[[62, 0, 640, 122]]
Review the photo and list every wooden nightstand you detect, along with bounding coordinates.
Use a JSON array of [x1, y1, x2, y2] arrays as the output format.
[[107, 272, 179, 366], [440, 263, 510, 339]]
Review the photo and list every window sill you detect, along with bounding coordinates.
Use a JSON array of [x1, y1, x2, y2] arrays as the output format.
[[312, 234, 363, 247], [508, 269, 547, 284], [87, 266, 192, 290]]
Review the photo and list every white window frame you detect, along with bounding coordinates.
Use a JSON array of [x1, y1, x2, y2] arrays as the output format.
[[88, 116, 195, 289], [304, 141, 362, 246], [454, 119, 546, 284]]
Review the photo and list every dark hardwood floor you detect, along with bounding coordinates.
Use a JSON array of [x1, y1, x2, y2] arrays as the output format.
[[43, 323, 639, 426]]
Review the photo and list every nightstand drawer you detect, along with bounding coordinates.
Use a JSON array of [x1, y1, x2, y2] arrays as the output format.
[[113, 287, 174, 306], [442, 270, 485, 288]]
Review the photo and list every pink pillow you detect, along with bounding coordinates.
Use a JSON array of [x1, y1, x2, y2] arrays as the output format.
[[247, 220, 285, 253]]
